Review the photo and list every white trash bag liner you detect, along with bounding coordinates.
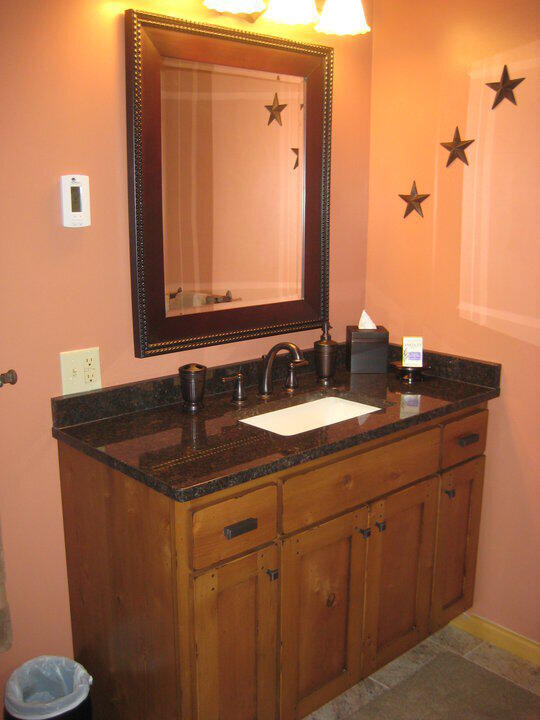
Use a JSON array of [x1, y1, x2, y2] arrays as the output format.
[[5, 656, 92, 720]]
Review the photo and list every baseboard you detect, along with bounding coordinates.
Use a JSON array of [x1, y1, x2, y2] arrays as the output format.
[[451, 613, 540, 666]]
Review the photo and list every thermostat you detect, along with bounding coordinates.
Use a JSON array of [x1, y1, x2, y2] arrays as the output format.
[[61, 174, 91, 227]]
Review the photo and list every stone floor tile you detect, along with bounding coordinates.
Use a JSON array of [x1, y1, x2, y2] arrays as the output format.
[[429, 624, 484, 655], [305, 678, 387, 720], [346, 678, 388, 707], [369, 637, 442, 688], [465, 641, 540, 696], [349, 651, 540, 720], [305, 699, 339, 720]]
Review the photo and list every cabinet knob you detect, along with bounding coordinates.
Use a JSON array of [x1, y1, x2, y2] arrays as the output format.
[[375, 520, 386, 532], [444, 488, 456, 499], [359, 527, 371, 539], [266, 568, 279, 582]]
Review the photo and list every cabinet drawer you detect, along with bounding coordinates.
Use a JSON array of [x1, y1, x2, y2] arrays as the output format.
[[192, 485, 277, 569], [282, 429, 440, 534], [441, 410, 488, 469]]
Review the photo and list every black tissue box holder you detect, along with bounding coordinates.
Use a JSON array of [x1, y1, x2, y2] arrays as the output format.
[[346, 325, 389, 374]]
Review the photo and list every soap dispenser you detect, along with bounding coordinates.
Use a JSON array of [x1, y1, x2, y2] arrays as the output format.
[[314, 322, 338, 386]]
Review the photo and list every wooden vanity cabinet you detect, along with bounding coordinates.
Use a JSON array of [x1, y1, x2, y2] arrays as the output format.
[[280, 509, 368, 719], [58, 404, 489, 720], [280, 478, 439, 719]]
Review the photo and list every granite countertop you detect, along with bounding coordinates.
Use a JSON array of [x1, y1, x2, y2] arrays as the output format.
[[51, 346, 501, 502]]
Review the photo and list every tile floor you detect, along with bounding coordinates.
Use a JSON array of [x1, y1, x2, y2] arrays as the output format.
[[306, 625, 539, 720]]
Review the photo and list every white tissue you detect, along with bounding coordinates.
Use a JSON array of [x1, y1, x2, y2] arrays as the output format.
[[358, 310, 377, 330]]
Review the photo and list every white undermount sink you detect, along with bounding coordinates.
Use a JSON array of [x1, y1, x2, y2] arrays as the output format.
[[240, 396, 380, 437]]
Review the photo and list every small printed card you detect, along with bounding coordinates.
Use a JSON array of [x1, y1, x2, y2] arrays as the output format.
[[403, 337, 423, 367]]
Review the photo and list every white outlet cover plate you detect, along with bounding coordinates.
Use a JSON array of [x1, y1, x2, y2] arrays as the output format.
[[60, 347, 102, 395]]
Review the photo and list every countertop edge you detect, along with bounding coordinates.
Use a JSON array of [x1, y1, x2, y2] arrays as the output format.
[[52, 385, 499, 502]]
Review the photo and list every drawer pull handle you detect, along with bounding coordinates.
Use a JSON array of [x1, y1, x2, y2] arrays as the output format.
[[223, 517, 258, 540], [458, 433, 479, 447], [444, 488, 456, 499], [266, 568, 279, 581], [375, 520, 386, 533], [359, 527, 371, 539]]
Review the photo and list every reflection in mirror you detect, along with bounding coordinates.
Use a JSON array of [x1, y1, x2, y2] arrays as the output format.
[[161, 61, 306, 317]]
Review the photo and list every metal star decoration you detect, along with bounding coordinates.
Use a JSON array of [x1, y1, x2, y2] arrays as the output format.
[[291, 148, 299, 169], [399, 181, 430, 219], [440, 127, 475, 167], [265, 93, 287, 126], [486, 65, 525, 109]]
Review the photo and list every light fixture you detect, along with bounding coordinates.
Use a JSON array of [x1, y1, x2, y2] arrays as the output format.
[[263, 0, 320, 25], [203, 0, 266, 14], [315, 0, 371, 35]]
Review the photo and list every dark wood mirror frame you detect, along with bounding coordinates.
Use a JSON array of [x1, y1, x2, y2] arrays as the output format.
[[125, 10, 333, 357]]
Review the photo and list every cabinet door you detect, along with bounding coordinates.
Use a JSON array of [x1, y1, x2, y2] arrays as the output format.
[[281, 508, 369, 720], [193, 546, 278, 720], [430, 456, 485, 631], [363, 477, 437, 675]]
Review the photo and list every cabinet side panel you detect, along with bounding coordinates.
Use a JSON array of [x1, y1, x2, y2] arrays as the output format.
[[58, 443, 178, 720]]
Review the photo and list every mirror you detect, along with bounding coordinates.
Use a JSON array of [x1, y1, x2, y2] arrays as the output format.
[[125, 10, 333, 357], [162, 61, 305, 318]]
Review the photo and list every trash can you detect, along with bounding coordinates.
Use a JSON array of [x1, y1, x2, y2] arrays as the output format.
[[4, 656, 92, 720]]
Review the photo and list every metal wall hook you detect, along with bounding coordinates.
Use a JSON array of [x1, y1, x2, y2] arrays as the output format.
[[0, 370, 17, 388]]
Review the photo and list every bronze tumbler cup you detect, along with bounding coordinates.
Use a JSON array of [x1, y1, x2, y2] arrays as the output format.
[[179, 363, 206, 413]]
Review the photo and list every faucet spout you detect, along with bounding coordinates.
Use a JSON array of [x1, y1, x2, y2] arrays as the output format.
[[259, 342, 304, 397]]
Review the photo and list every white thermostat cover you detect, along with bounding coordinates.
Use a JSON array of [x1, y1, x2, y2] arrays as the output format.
[[61, 174, 91, 227]]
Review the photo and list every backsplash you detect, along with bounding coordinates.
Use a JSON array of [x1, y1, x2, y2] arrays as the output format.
[[51, 343, 500, 429]]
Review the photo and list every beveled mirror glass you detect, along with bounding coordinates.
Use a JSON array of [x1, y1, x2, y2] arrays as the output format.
[[125, 10, 333, 356]]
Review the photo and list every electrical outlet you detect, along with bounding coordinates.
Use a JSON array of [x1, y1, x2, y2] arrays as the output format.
[[60, 347, 102, 395]]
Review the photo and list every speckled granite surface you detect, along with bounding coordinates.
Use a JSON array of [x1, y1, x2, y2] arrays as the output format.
[[52, 348, 500, 502]]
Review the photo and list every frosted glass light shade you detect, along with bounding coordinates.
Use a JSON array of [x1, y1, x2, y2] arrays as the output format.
[[263, 0, 319, 25], [203, 0, 266, 13], [315, 0, 371, 35]]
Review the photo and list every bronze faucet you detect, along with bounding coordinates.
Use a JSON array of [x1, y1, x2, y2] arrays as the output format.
[[259, 342, 307, 398]]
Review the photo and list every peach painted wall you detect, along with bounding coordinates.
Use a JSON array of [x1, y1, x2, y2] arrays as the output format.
[[0, 0, 372, 686], [366, 1, 539, 639]]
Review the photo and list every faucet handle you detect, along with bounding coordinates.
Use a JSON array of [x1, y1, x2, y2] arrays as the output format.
[[285, 359, 308, 393], [222, 372, 247, 404]]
